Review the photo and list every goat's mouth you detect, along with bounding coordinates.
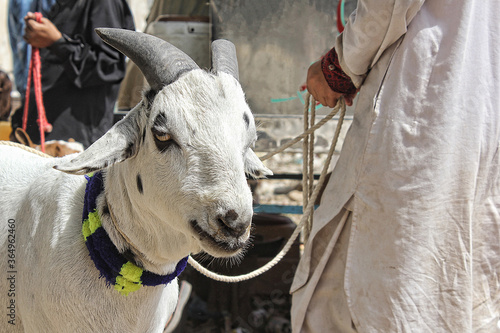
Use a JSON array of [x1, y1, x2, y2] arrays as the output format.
[[189, 220, 250, 257]]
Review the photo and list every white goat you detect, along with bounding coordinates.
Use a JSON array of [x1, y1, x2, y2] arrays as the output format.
[[0, 28, 270, 333]]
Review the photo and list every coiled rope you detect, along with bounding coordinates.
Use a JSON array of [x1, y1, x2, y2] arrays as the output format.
[[188, 95, 347, 282]]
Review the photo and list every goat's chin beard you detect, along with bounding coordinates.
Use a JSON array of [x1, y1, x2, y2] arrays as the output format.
[[189, 220, 251, 258], [201, 241, 248, 259]]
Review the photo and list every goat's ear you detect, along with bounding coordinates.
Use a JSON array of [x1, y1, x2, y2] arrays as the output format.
[[245, 149, 272, 179], [53, 109, 142, 175]]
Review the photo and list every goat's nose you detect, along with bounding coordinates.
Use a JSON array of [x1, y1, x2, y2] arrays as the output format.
[[216, 209, 248, 237], [223, 209, 239, 223]]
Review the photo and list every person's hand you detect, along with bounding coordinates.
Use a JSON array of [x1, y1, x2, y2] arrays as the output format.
[[306, 60, 356, 108], [23, 12, 62, 48]]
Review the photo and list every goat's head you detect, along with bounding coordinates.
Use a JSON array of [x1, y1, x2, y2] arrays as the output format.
[[54, 29, 271, 259]]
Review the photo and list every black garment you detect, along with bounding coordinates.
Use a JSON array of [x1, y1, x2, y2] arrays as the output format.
[[12, 0, 135, 147]]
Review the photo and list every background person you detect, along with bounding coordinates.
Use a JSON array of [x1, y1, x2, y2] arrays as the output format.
[[11, 0, 135, 148], [8, 0, 55, 96]]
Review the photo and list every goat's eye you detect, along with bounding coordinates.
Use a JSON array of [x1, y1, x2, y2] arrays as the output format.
[[151, 128, 175, 152], [154, 133, 171, 142]]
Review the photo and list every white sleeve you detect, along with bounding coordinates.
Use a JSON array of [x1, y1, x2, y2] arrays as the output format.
[[336, 0, 425, 87]]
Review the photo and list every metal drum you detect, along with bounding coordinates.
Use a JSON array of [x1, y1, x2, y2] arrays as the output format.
[[146, 15, 210, 69]]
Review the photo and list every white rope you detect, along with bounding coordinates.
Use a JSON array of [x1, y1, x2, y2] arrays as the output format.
[[304, 94, 316, 242], [258, 100, 343, 161], [0, 140, 51, 158], [188, 97, 347, 282], [302, 94, 311, 241]]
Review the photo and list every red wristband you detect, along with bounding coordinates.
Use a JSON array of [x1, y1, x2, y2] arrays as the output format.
[[321, 48, 356, 95]]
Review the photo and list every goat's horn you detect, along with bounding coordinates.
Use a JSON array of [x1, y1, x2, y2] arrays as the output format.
[[95, 28, 199, 91], [211, 40, 239, 81]]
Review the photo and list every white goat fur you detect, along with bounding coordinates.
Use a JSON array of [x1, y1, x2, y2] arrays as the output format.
[[0, 69, 270, 332]]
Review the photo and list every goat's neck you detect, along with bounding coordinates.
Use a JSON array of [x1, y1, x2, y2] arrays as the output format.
[[98, 167, 194, 276]]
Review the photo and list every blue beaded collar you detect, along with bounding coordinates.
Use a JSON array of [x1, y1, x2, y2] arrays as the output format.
[[82, 172, 188, 295]]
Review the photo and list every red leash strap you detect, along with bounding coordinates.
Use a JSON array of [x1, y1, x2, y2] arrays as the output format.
[[22, 12, 52, 152]]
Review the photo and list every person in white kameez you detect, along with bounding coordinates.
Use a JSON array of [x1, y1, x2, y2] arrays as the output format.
[[291, 0, 500, 332]]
